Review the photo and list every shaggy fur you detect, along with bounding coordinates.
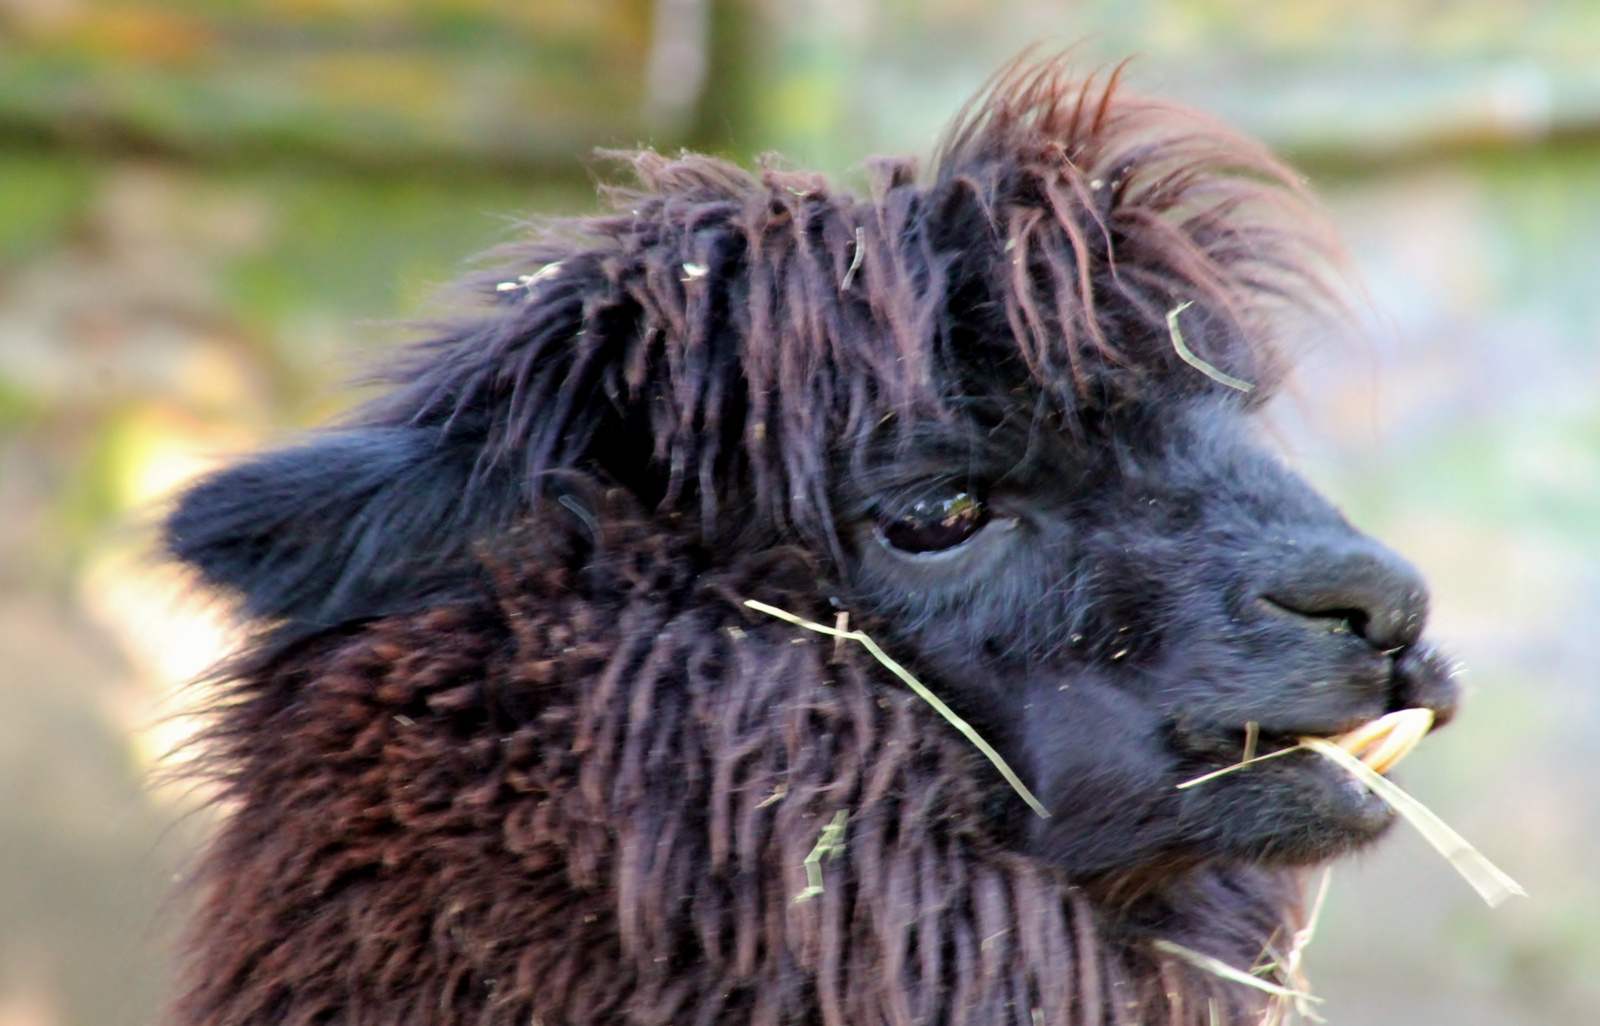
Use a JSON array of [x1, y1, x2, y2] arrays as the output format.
[[164, 62, 1458, 1026]]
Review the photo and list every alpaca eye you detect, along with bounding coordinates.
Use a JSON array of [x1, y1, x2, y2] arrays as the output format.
[[879, 492, 989, 554]]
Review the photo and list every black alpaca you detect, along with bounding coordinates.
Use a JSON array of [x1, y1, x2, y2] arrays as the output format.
[[164, 62, 1458, 1025]]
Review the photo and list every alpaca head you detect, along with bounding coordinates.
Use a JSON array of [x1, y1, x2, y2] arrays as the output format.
[[167, 62, 1456, 925]]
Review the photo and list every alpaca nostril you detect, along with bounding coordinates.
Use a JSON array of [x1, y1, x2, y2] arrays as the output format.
[[1262, 537, 1430, 652]]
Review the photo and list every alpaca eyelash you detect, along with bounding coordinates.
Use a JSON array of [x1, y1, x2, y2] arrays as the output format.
[[872, 479, 988, 520]]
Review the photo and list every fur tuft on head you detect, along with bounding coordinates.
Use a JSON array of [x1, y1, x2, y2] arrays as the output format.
[[166, 58, 1336, 641]]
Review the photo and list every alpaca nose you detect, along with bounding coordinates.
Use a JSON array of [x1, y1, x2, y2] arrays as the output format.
[[1262, 536, 1430, 651]]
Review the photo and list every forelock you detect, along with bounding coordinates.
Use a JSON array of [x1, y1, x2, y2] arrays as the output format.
[[373, 59, 1340, 549]]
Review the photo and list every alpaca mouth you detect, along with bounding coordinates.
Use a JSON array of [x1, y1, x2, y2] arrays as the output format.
[[1180, 707, 1436, 791], [1157, 709, 1441, 869]]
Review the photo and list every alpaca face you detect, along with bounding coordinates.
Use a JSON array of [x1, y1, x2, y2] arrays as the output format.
[[841, 395, 1458, 885]]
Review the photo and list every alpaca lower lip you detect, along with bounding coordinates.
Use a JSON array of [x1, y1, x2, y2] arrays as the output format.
[[1270, 745, 1397, 842], [1315, 757, 1395, 822], [1171, 741, 1396, 857]]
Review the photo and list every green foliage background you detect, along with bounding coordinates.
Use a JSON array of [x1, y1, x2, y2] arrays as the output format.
[[2, 4, 1598, 1025]]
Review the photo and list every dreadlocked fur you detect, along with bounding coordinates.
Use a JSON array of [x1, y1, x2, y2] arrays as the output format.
[[164, 60, 1456, 1026], [176, 505, 1298, 1026]]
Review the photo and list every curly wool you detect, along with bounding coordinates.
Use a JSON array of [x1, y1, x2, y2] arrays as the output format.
[[173, 510, 1305, 1026]]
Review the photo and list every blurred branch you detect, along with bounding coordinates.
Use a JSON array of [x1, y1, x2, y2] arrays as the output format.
[[643, 0, 711, 139], [1184, 58, 1600, 169], [0, 3, 655, 174]]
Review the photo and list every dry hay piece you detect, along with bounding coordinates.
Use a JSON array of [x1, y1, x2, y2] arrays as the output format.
[[1179, 709, 1523, 909]]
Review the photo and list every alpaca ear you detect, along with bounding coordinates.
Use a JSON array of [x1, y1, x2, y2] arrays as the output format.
[[164, 426, 520, 634], [162, 243, 662, 640]]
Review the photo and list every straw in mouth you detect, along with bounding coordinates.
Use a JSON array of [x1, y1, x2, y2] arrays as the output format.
[[1178, 707, 1436, 791], [1177, 706, 1523, 907], [1331, 707, 1435, 775]]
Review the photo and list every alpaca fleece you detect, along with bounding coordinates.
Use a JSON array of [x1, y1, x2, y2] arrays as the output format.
[[165, 61, 1456, 1025], [177, 516, 1296, 1026]]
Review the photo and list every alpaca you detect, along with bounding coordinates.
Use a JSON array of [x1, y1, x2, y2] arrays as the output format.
[[163, 61, 1459, 1026]]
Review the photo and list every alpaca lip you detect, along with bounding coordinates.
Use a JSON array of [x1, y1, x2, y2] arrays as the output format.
[[1241, 709, 1433, 776], [1183, 707, 1435, 786]]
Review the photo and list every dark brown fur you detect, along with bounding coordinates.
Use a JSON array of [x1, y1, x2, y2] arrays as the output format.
[[175, 510, 1302, 1026]]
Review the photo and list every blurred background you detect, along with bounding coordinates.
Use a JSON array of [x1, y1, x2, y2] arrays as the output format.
[[1, 2, 1598, 1024]]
